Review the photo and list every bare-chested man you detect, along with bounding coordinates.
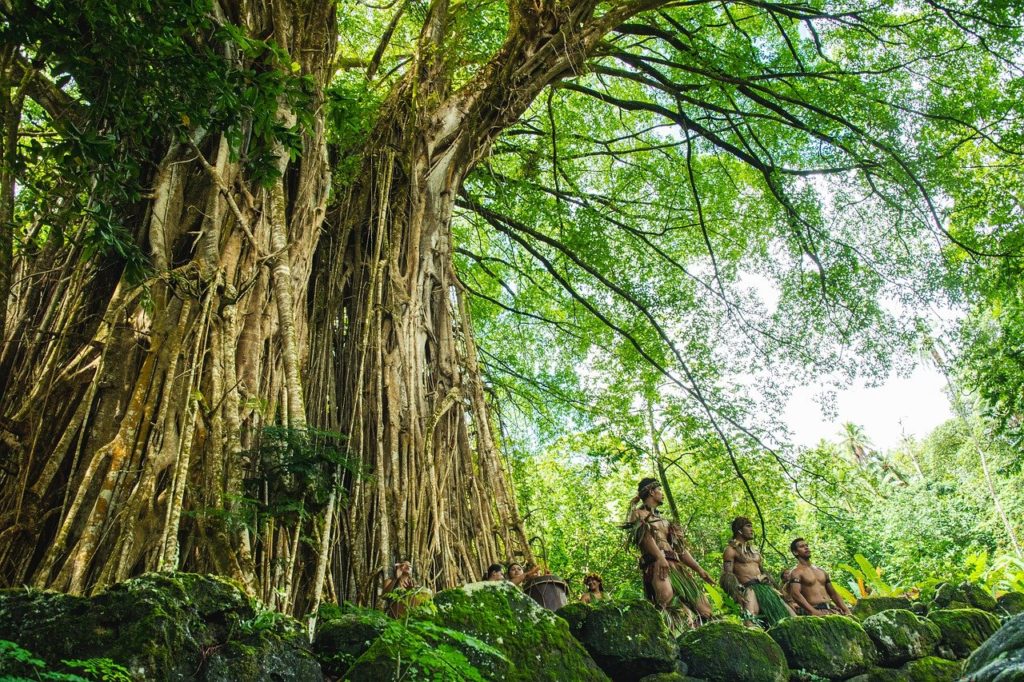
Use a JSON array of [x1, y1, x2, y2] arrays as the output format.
[[788, 538, 851, 616], [720, 517, 794, 627], [626, 478, 715, 626]]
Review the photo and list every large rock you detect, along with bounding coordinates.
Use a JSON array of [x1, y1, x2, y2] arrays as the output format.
[[861, 609, 940, 666], [845, 656, 961, 681], [0, 572, 322, 681], [769, 615, 877, 679], [638, 675, 706, 682], [558, 599, 678, 681], [312, 606, 389, 678], [927, 608, 1000, 659], [853, 597, 914, 621], [997, 592, 1024, 617], [930, 582, 996, 613], [359, 581, 607, 682], [678, 621, 788, 682], [962, 612, 1024, 681]]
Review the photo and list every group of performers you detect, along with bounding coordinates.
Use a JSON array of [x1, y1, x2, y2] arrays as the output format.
[[627, 477, 850, 630], [380, 475, 851, 630]]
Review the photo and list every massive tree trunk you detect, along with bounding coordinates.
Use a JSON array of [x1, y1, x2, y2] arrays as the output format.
[[0, 0, 661, 610], [0, 0, 336, 610]]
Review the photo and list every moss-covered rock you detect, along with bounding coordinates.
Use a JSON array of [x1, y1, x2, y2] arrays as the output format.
[[768, 615, 877, 679], [862, 609, 940, 666], [557, 599, 678, 681], [853, 597, 914, 620], [0, 572, 321, 681], [927, 608, 1000, 660], [960, 583, 998, 612], [845, 656, 961, 682], [678, 621, 788, 682], [997, 592, 1024, 617], [637, 674, 706, 682], [429, 581, 608, 681], [312, 606, 389, 678], [962, 612, 1024, 681]]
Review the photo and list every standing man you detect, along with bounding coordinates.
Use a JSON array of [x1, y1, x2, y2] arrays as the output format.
[[625, 477, 715, 627], [720, 517, 794, 627], [788, 538, 852, 616], [580, 573, 606, 603]]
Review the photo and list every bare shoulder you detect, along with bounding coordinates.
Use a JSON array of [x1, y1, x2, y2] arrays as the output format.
[[790, 563, 814, 580], [629, 508, 651, 523], [723, 544, 737, 560]]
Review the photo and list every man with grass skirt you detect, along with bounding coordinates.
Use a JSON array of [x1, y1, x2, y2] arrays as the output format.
[[625, 477, 715, 630], [721, 517, 795, 627]]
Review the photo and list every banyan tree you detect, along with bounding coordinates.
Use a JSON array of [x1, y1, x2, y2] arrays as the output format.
[[0, 0, 1019, 615]]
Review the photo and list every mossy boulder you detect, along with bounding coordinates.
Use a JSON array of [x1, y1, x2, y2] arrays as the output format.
[[930, 582, 997, 613], [997, 592, 1024, 617], [0, 572, 321, 681], [638, 674, 706, 682], [862, 609, 940, 666], [846, 656, 961, 682], [769, 615, 877, 679], [853, 597, 914, 621], [557, 599, 678, 681], [678, 620, 788, 682], [960, 583, 998, 612], [962, 612, 1024, 681], [312, 606, 389, 678], [429, 581, 608, 681], [927, 608, 1000, 659]]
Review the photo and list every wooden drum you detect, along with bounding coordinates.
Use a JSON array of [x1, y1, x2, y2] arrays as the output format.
[[523, 575, 569, 611]]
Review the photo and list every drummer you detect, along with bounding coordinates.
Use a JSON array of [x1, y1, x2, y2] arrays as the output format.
[[508, 562, 526, 586], [580, 573, 606, 603]]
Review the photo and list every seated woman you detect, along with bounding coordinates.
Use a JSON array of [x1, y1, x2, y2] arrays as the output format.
[[382, 561, 431, 618], [580, 573, 606, 603]]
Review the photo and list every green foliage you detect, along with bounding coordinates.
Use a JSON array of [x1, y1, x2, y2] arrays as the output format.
[[0, 639, 129, 682], [6, 0, 314, 282]]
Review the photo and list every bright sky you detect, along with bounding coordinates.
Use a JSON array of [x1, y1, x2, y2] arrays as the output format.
[[782, 364, 954, 452]]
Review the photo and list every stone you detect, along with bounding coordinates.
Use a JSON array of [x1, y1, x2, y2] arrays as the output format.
[[958, 582, 998, 612], [380, 581, 608, 682], [962, 612, 1024, 681], [638, 675, 706, 682], [312, 605, 389, 678], [861, 609, 940, 666], [769, 614, 877, 679], [853, 597, 914, 620], [997, 592, 1024, 617], [678, 621, 788, 682], [558, 599, 678, 681], [845, 656, 961, 681], [927, 608, 1000, 659], [0, 572, 322, 681]]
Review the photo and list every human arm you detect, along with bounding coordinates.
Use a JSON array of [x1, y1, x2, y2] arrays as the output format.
[[679, 549, 714, 585], [825, 575, 852, 615]]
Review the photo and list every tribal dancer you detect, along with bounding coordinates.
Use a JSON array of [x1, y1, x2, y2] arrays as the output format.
[[720, 517, 794, 627], [624, 477, 715, 630]]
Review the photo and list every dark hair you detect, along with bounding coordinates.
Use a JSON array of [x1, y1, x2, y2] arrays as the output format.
[[584, 573, 603, 589], [637, 477, 660, 499], [507, 562, 523, 573], [731, 516, 752, 535], [790, 537, 806, 554], [485, 563, 503, 579]]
